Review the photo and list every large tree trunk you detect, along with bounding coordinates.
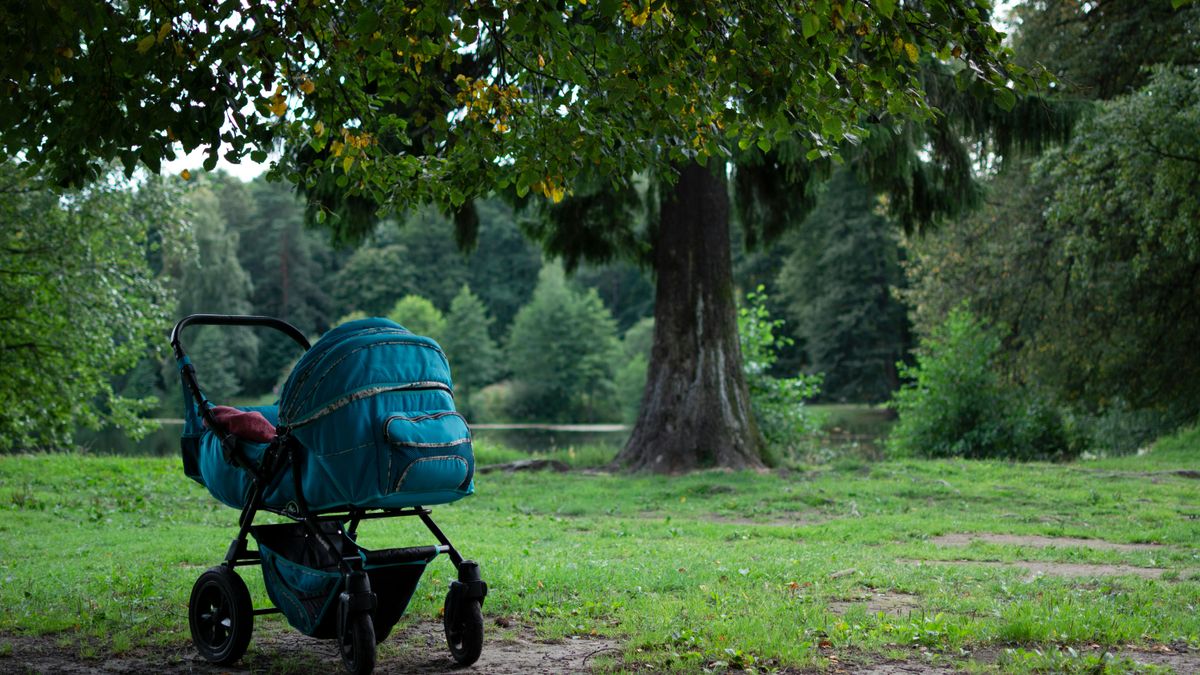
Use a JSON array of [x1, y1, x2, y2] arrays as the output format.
[[614, 161, 764, 473]]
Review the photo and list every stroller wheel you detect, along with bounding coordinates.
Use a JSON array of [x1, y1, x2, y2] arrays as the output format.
[[188, 566, 253, 665], [444, 592, 484, 666], [339, 610, 376, 675]]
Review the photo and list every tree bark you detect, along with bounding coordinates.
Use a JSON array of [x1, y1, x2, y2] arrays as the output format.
[[614, 161, 764, 473]]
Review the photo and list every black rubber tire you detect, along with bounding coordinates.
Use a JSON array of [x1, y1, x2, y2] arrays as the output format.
[[339, 610, 376, 675], [444, 592, 484, 667], [188, 566, 253, 665]]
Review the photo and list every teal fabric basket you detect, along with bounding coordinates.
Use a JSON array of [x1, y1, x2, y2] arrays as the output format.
[[253, 522, 434, 639]]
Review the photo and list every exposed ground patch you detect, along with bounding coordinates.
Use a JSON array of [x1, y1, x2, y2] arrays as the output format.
[[829, 591, 922, 616], [905, 558, 1168, 580], [0, 621, 621, 674], [931, 532, 1166, 552]]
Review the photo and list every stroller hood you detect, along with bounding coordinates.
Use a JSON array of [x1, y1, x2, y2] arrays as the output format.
[[271, 317, 473, 511], [279, 317, 452, 429]]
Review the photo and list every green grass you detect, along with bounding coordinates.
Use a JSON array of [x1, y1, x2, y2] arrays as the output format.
[[1, 426, 1198, 672]]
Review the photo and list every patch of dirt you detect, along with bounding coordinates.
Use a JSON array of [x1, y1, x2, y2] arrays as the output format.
[[829, 591, 922, 617], [634, 510, 829, 527], [0, 621, 620, 674], [931, 533, 1165, 552], [1075, 468, 1200, 481], [701, 512, 828, 527], [841, 662, 960, 674], [972, 643, 1200, 673], [1116, 645, 1200, 672], [904, 558, 1168, 581]]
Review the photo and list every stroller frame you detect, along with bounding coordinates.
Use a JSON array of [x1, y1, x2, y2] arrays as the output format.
[[171, 314, 487, 674]]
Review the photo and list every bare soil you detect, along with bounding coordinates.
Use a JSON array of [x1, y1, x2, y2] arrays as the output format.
[[931, 533, 1165, 552], [829, 591, 922, 617], [904, 558, 1168, 580], [0, 620, 620, 675]]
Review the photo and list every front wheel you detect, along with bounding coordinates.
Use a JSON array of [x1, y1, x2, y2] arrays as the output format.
[[188, 565, 253, 665], [339, 609, 376, 675], [444, 592, 484, 666]]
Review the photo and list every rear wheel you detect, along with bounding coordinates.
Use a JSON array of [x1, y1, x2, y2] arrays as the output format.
[[444, 592, 484, 666], [339, 609, 376, 675], [188, 566, 253, 665]]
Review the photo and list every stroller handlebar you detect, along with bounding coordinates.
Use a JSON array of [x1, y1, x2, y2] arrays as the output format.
[[170, 314, 312, 359]]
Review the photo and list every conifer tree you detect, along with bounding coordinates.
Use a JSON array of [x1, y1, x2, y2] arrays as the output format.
[[441, 285, 501, 420]]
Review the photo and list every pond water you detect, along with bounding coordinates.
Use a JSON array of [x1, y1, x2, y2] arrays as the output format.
[[74, 422, 629, 456]]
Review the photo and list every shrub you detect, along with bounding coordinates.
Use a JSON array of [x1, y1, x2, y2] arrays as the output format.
[[887, 308, 1076, 461], [738, 287, 823, 456]]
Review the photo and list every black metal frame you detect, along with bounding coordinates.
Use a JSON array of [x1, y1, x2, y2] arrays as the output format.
[[171, 314, 485, 625]]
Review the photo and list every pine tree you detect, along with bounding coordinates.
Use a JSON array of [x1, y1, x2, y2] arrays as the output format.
[[440, 285, 501, 421], [507, 266, 620, 423], [174, 183, 258, 393], [776, 170, 910, 403]]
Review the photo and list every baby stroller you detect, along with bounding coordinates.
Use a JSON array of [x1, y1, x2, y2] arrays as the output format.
[[170, 314, 487, 674]]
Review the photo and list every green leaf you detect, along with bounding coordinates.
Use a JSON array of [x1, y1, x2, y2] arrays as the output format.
[[756, 137, 771, 153], [802, 14, 820, 39], [994, 87, 1016, 112], [876, 0, 896, 19]]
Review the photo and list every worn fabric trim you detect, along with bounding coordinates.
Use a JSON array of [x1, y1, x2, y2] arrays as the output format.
[[286, 382, 452, 429]]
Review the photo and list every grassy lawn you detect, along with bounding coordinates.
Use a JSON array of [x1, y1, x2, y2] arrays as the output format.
[[0, 427, 1198, 672]]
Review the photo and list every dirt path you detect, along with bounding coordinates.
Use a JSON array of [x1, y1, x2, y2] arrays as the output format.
[[930, 533, 1165, 552], [0, 621, 619, 674]]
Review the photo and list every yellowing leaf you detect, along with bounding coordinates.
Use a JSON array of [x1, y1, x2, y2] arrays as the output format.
[[904, 42, 919, 64], [330, 140, 345, 157], [136, 35, 156, 54], [342, 155, 354, 173], [549, 185, 565, 203], [179, 169, 191, 181], [268, 98, 288, 116], [299, 78, 315, 94], [156, 22, 171, 43], [314, 121, 326, 137]]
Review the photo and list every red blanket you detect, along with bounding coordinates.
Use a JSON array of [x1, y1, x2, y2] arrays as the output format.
[[205, 405, 276, 443]]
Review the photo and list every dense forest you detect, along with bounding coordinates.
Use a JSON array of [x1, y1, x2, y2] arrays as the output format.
[[2, 0, 1197, 461]]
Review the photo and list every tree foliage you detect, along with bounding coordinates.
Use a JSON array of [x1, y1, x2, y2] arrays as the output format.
[[2, 1, 1040, 219], [506, 265, 620, 423], [0, 166, 182, 450], [172, 182, 259, 391], [1010, 0, 1200, 101], [777, 169, 910, 402], [737, 288, 823, 455], [440, 285, 501, 420], [904, 67, 1200, 434], [388, 294, 446, 341], [887, 308, 1074, 461]]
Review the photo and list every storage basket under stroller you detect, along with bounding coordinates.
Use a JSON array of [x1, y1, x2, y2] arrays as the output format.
[[173, 315, 488, 674]]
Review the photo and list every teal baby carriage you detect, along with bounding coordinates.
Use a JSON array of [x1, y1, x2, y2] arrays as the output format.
[[171, 314, 487, 674]]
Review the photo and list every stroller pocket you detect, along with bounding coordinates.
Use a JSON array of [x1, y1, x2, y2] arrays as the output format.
[[384, 411, 474, 494]]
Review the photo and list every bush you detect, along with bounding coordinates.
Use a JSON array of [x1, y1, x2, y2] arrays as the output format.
[[887, 308, 1076, 461], [738, 287, 823, 456]]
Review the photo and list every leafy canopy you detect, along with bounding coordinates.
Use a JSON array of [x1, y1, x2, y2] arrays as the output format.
[[0, 166, 182, 450], [2, 1, 1043, 219]]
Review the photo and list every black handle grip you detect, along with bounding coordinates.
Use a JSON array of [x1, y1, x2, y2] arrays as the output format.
[[170, 314, 311, 359]]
